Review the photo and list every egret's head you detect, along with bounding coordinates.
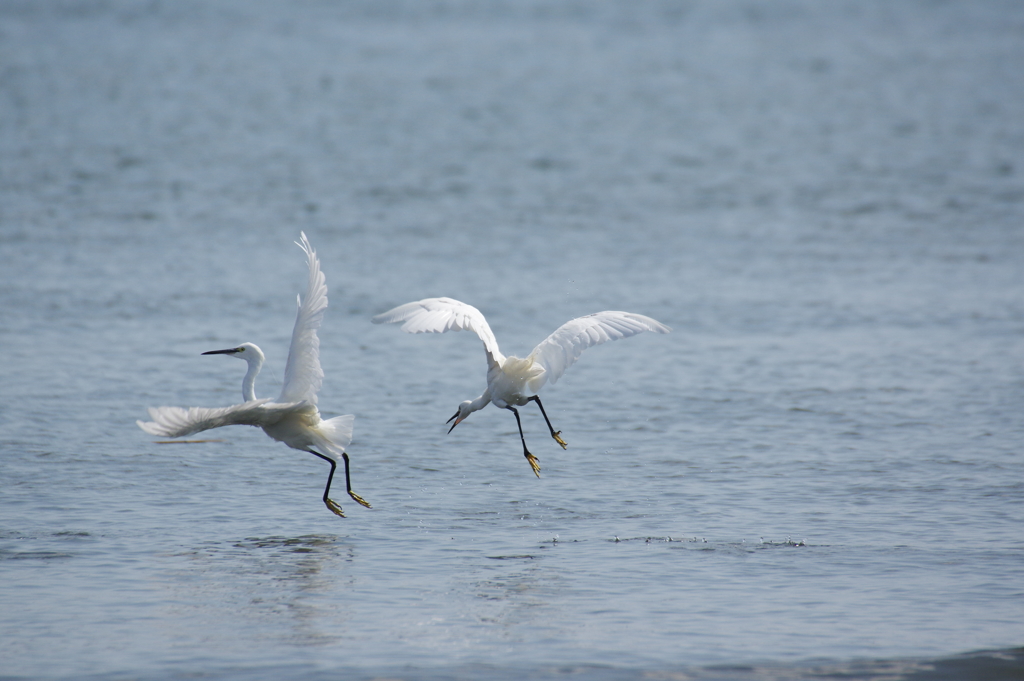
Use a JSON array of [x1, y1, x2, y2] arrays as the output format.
[[446, 400, 474, 433], [202, 342, 264, 364]]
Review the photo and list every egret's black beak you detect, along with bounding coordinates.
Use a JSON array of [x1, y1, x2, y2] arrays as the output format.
[[202, 347, 241, 355], [446, 411, 460, 434]]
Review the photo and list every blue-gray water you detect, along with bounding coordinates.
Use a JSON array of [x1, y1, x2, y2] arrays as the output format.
[[2, 1, 1023, 679]]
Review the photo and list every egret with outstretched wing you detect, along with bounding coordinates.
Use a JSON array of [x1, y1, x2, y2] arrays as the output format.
[[372, 297, 670, 476], [138, 233, 370, 517]]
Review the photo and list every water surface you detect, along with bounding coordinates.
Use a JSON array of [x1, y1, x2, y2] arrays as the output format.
[[1, 1, 1023, 679]]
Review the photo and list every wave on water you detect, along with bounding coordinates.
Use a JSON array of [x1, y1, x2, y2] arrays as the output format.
[[8, 647, 1021, 681]]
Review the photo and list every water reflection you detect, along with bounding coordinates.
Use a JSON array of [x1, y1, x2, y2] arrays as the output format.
[[160, 534, 356, 648]]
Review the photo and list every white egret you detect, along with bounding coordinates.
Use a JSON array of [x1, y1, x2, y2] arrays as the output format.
[[372, 297, 670, 476], [137, 233, 370, 517]]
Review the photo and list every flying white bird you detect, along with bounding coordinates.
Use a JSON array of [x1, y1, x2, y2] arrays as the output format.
[[372, 297, 670, 476], [137, 233, 370, 517]]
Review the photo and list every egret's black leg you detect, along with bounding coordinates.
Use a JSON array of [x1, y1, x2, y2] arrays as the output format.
[[342, 452, 372, 508], [310, 450, 346, 517], [529, 395, 567, 449], [507, 406, 541, 477]]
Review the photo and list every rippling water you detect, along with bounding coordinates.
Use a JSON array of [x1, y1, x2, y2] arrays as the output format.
[[2, 1, 1023, 679]]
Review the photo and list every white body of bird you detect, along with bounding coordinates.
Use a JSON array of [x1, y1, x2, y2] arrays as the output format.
[[137, 233, 369, 517], [372, 297, 670, 476]]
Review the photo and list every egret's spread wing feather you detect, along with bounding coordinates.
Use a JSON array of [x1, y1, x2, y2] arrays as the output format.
[[136, 398, 281, 438], [278, 232, 327, 405], [529, 311, 671, 387], [372, 297, 505, 366]]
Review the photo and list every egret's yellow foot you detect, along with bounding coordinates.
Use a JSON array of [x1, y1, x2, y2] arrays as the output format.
[[349, 491, 372, 509], [324, 498, 346, 517], [525, 452, 541, 477], [552, 431, 568, 449]]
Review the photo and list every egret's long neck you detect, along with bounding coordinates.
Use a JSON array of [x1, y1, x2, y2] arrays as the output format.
[[468, 391, 491, 414], [242, 356, 263, 402]]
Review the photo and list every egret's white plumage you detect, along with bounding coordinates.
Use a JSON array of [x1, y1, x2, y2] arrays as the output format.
[[372, 297, 670, 476], [137, 233, 369, 517]]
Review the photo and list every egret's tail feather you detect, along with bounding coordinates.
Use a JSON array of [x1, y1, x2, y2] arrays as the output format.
[[317, 413, 355, 452]]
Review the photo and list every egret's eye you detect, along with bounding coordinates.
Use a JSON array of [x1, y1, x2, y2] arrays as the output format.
[[237, 347, 245, 352]]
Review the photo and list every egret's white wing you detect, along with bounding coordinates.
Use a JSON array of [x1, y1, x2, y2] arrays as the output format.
[[136, 398, 309, 438], [528, 311, 671, 389], [372, 297, 505, 366], [278, 232, 327, 405]]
